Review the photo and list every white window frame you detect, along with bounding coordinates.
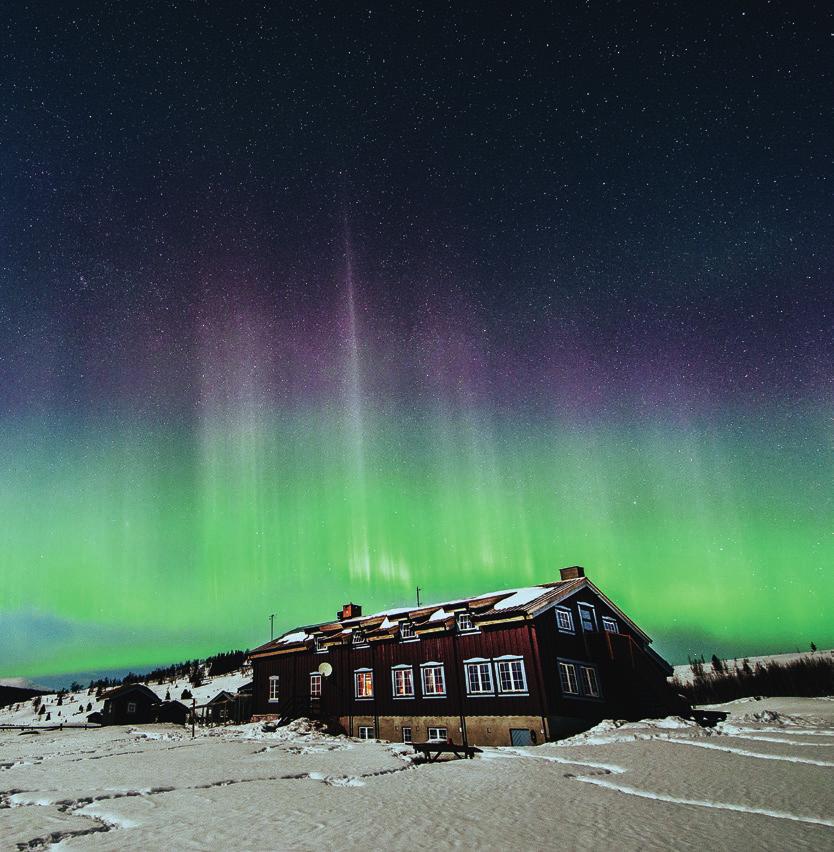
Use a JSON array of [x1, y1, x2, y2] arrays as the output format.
[[315, 636, 328, 653], [352, 630, 367, 646], [420, 662, 446, 697], [401, 725, 413, 744], [558, 658, 602, 700], [400, 621, 418, 641], [558, 661, 579, 695], [427, 726, 448, 741], [495, 656, 529, 694], [310, 672, 322, 699], [456, 612, 477, 633], [358, 725, 374, 740], [601, 616, 619, 634], [268, 675, 280, 702], [581, 665, 601, 698], [464, 659, 494, 695], [555, 607, 575, 633], [391, 665, 415, 699], [577, 603, 597, 632], [127, 701, 137, 714], [354, 668, 374, 699]]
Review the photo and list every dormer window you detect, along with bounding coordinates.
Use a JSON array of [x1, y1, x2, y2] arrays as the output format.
[[400, 621, 416, 640], [352, 630, 366, 645], [555, 607, 575, 633], [315, 636, 328, 653], [602, 616, 619, 634], [456, 612, 476, 633]]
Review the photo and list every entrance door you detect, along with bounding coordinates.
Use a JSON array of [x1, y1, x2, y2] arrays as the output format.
[[510, 728, 533, 746]]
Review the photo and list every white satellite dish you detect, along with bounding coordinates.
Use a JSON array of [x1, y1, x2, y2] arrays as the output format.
[[318, 662, 333, 677]]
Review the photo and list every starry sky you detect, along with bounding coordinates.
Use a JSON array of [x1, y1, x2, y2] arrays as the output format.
[[1, 2, 832, 681]]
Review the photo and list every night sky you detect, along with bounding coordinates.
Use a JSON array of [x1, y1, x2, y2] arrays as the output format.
[[2, 3, 832, 680]]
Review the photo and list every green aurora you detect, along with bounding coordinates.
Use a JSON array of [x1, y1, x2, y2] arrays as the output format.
[[1, 405, 831, 679]]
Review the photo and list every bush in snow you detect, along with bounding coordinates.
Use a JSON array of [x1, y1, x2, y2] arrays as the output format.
[[673, 654, 834, 704], [181, 689, 192, 700]]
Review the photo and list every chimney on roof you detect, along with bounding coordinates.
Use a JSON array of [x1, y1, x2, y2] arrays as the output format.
[[338, 602, 362, 621], [560, 566, 585, 581]]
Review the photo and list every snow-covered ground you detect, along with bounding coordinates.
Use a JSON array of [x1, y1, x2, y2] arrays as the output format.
[[1, 697, 832, 850], [0, 670, 251, 728], [671, 648, 833, 684]]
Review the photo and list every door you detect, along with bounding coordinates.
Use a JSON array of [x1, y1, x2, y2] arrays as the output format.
[[510, 728, 534, 746]]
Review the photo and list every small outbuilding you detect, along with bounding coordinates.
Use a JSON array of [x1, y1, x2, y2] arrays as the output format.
[[157, 700, 190, 724], [101, 684, 161, 725]]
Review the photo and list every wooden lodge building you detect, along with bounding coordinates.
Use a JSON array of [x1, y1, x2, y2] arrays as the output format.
[[249, 567, 687, 747]]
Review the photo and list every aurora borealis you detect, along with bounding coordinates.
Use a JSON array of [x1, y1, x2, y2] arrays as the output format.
[[1, 4, 832, 681]]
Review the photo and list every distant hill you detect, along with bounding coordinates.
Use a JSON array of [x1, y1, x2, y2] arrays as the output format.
[[0, 683, 48, 708], [0, 649, 252, 727]]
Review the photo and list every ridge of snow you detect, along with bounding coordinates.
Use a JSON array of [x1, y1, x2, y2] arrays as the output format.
[[278, 630, 309, 645], [491, 587, 549, 610]]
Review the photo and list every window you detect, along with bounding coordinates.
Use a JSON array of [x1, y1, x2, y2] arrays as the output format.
[[127, 702, 137, 714], [456, 612, 476, 632], [581, 666, 600, 698], [391, 666, 415, 698], [352, 630, 366, 645], [465, 661, 494, 694], [578, 604, 597, 632], [354, 669, 374, 699], [555, 607, 575, 633], [496, 659, 528, 694], [310, 673, 322, 699], [420, 663, 446, 696], [315, 636, 328, 653], [558, 661, 579, 695], [427, 726, 448, 741], [558, 659, 602, 699], [601, 616, 619, 634], [268, 675, 280, 702], [400, 621, 417, 640], [358, 726, 374, 740], [401, 726, 413, 744]]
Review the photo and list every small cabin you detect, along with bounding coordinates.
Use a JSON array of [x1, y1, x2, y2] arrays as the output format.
[[100, 684, 161, 725]]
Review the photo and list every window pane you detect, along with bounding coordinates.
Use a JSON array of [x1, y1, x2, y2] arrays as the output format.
[[558, 662, 578, 694], [355, 671, 373, 697], [423, 665, 445, 694], [582, 666, 600, 697], [393, 668, 413, 696], [556, 609, 574, 631], [497, 660, 526, 692]]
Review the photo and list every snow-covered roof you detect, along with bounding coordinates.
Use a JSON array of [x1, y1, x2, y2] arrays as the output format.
[[492, 587, 550, 611], [251, 568, 657, 657], [277, 631, 309, 645]]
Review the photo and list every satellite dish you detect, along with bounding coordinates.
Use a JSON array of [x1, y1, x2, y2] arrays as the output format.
[[318, 662, 333, 677]]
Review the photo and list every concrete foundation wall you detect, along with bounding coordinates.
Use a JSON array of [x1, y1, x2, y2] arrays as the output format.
[[340, 714, 544, 747]]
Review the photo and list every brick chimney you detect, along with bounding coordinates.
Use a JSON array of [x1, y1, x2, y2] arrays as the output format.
[[337, 602, 362, 621], [559, 566, 585, 581]]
